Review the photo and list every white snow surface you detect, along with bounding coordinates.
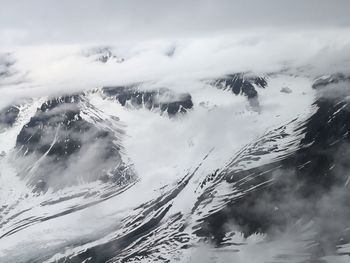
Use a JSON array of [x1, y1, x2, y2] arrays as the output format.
[[1, 71, 348, 262]]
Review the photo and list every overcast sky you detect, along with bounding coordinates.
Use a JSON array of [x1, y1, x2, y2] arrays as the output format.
[[1, 0, 350, 108], [1, 0, 350, 47]]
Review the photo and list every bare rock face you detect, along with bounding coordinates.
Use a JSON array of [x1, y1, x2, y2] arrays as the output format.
[[17, 95, 86, 159], [211, 73, 267, 99], [103, 85, 193, 116], [15, 94, 134, 191], [312, 73, 350, 90], [196, 75, 350, 259]]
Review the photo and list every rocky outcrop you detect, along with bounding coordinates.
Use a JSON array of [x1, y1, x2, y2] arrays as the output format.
[[211, 73, 267, 99], [15, 94, 134, 191], [197, 75, 350, 259], [103, 86, 193, 116]]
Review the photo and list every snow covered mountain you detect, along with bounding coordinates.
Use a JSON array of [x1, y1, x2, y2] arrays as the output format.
[[1, 0, 350, 261], [1, 62, 350, 263]]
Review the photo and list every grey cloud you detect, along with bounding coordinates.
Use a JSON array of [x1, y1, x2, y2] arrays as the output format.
[[0, 0, 350, 46]]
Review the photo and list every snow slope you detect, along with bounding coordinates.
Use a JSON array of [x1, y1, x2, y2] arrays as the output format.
[[0, 70, 349, 263]]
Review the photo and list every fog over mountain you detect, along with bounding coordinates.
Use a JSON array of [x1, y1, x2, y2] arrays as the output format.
[[1, 1, 350, 263]]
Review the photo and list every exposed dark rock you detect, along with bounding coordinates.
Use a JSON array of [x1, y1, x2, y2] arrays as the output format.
[[16, 95, 89, 159], [196, 76, 350, 259], [103, 86, 193, 116], [211, 73, 267, 99], [15, 94, 130, 191], [312, 73, 350, 90]]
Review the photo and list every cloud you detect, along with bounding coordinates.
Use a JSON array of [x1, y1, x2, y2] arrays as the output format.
[[0, 29, 350, 110], [0, 0, 350, 47], [1, 2, 350, 261]]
